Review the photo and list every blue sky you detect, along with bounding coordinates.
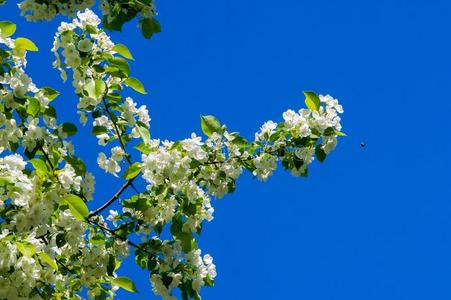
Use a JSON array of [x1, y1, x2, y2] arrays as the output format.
[[2, 0, 451, 299]]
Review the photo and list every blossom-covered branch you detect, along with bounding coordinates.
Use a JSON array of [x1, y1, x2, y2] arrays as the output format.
[[47, 9, 345, 299], [0, 5, 345, 300], [7, 0, 161, 39], [0, 21, 129, 300]]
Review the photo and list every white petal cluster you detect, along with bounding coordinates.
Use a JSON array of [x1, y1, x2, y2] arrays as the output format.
[[255, 120, 277, 141], [187, 250, 217, 292], [148, 240, 216, 299], [0, 28, 124, 300], [58, 163, 83, 191], [97, 147, 125, 176], [283, 108, 312, 138], [43, 10, 345, 299], [18, 0, 95, 21], [252, 153, 277, 181]]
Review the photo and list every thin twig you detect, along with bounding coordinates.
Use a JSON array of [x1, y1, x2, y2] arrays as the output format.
[[87, 219, 150, 255], [101, 98, 133, 165], [88, 177, 137, 217]]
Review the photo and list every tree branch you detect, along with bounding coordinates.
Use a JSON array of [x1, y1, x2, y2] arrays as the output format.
[[87, 219, 150, 255], [88, 177, 136, 217]]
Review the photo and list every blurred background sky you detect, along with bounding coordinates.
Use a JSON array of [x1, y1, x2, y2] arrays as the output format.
[[1, 0, 451, 299]]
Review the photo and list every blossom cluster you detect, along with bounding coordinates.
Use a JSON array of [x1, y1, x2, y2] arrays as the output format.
[[18, 0, 95, 21], [50, 10, 344, 298], [0, 6, 345, 300], [14, 0, 160, 39], [0, 21, 133, 299]]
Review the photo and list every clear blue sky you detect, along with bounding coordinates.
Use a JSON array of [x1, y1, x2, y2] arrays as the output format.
[[2, 0, 451, 299]]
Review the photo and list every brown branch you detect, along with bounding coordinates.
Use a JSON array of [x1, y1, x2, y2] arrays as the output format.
[[88, 177, 137, 217], [39, 146, 55, 170], [101, 98, 133, 165], [87, 219, 150, 255]]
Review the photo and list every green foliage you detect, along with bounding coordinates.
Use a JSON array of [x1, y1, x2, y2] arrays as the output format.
[[94, 80, 106, 98], [200, 115, 222, 137], [304, 91, 321, 111], [92, 126, 108, 136], [17, 241, 36, 257], [38, 252, 58, 271], [61, 122, 78, 137], [29, 158, 50, 176], [141, 18, 161, 39], [62, 195, 89, 221], [315, 146, 327, 162], [136, 122, 151, 144], [26, 97, 40, 117], [15, 37, 38, 51], [170, 214, 197, 253], [112, 44, 134, 60], [0, 21, 16, 37], [112, 276, 139, 293], [124, 77, 147, 94], [41, 87, 60, 101], [123, 162, 141, 180]]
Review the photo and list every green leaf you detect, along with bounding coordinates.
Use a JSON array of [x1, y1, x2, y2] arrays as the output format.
[[232, 136, 249, 149], [55, 233, 66, 248], [62, 195, 89, 221], [134, 142, 151, 154], [85, 24, 97, 34], [304, 91, 321, 112], [38, 252, 58, 271], [335, 130, 347, 137], [29, 158, 50, 175], [136, 122, 151, 144], [94, 80, 106, 98], [107, 255, 115, 276], [0, 177, 9, 186], [61, 122, 77, 137], [41, 87, 60, 101], [17, 241, 36, 257], [141, 18, 161, 39], [124, 77, 147, 94], [293, 154, 303, 170], [200, 115, 222, 137], [84, 80, 95, 98], [170, 214, 198, 252], [90, 233, 105, 246], [0, 21, 16, 37], [204, 275, 215, 287], [108, 57, 130, 76], [112, 276, 139, 293], [112, 44, 134, 60], [15, 37, 38, 51], [315, 145, 327, 162], [44, 106, 57, 118], [92, 126, 108, 136], [26, 98, 40, 117], [123, 162, 141, 180]]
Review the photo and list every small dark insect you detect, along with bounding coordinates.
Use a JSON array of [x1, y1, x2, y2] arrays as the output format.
[[360, 141, 366, 148]]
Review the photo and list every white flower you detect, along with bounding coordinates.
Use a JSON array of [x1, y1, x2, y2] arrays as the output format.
[[97, 152, 121, 176], [255, 120, 277, 141], [252, 153, 277, 181], [107, 210, 119, 226], [111, 146, 125, 161], [76, 9, 101, 28], [182, 133, 206, 161]]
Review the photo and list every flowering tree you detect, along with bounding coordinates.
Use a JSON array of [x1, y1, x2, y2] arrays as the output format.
[[0, 2, 345, 300]]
